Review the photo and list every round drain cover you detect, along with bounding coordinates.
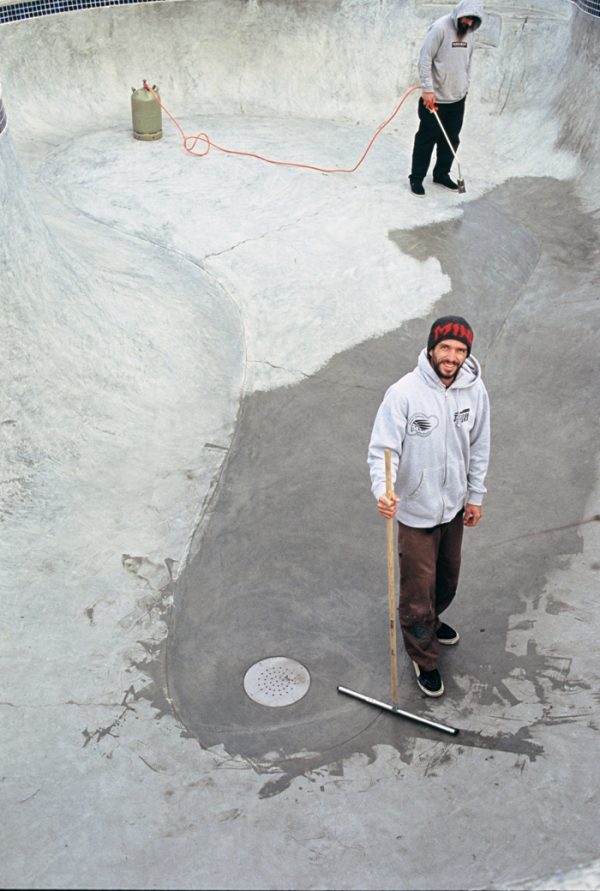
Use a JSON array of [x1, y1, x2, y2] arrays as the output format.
[[243, 656, 311, 707]]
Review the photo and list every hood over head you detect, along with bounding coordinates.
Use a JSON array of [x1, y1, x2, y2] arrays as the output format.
[[452, 0, 483, 31]]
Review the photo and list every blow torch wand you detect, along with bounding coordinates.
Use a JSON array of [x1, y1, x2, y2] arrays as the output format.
[[430, 108, 466, 193]]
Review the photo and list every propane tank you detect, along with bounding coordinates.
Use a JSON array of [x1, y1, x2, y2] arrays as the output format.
[[131, 81, 162, 141]]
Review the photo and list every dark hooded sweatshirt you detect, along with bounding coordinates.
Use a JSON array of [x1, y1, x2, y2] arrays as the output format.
[[418, 0, 484, 103]]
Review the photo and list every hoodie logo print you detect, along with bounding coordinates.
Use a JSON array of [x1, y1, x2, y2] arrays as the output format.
[[454, 408, 470, 425], [408, 414, 439, 437]]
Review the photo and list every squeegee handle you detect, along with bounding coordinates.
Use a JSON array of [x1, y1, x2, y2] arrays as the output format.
[[385, 449, 399, 705]]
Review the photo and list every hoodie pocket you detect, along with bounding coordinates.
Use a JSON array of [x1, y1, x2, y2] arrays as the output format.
[[444, 460, 469, 513], [404, 467, 444, 521], [408, 473, 424, 498]]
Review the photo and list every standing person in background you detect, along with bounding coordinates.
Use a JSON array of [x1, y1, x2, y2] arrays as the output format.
[[409, 1, 483, 196], [367, 316, 490, 697]]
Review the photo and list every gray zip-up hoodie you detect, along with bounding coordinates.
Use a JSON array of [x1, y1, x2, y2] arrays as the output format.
[[368, 349, 490, 528], [418, 0, 484, 103]]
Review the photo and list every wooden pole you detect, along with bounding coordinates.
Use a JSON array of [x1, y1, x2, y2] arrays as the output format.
[[384, 448, 399, 706]]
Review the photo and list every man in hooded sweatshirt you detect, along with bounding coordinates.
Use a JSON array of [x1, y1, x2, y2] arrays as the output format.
[[367, 316, 490, 697], [408, 1, 484, 196]]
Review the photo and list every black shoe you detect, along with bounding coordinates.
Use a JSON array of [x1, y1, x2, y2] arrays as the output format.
[[408, 176, 425, 197], [412, 661, 444, 697], [436, 622, 460, 645], [433, 174, 459, 191]]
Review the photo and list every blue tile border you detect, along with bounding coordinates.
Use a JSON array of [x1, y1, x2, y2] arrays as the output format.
[[0, 0, 597, 26], [574, 0, 600, 13], [0, 0, 164, 25]]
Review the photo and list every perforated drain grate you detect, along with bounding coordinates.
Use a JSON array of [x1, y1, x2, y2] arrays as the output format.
[[243, 656, 311, 707]]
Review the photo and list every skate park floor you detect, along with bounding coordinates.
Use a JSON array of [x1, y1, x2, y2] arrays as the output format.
[[1, 1, 600, 889]]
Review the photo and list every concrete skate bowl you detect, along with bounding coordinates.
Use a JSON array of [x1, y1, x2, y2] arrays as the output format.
[[2, 1, 600, 887]]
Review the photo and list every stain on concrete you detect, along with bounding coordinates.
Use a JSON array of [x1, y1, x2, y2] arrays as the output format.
[[81, 685, 138, 748]]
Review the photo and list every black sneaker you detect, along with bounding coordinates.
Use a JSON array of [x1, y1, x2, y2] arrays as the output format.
[[436, 622, 460, 646], [412, 661, 444, 697], [408, 176, 426, 197], [433, 174, 459, 191]]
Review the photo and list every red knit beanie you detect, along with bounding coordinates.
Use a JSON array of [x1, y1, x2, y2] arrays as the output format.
[[427, 315, 474, 355]]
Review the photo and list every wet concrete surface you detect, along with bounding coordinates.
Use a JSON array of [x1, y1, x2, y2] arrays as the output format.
[[167, 177, 599, 792]]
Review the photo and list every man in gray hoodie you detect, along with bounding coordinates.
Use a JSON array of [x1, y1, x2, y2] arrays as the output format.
[[409, 1, 484, 196], [367, 316, 490, 697]]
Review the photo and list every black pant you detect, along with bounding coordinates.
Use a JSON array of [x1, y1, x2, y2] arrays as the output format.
[[410, 97, 466, 182]]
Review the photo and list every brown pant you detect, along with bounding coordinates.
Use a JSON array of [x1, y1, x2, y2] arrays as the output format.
[[397, 510, 464, 671]]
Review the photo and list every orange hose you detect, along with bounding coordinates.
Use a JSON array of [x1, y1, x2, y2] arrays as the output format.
[[144, 83, 421, 174]]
